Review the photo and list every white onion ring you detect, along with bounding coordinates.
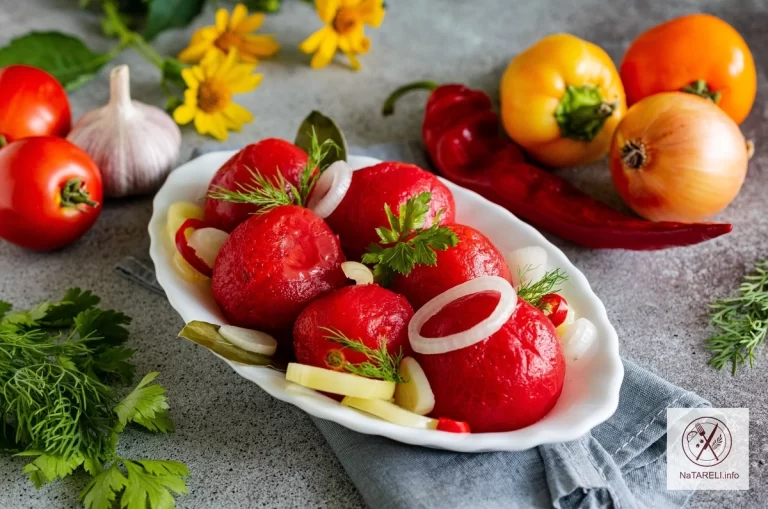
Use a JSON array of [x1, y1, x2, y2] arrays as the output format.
[[308, 160, 353, 218], [219, 325, 277, 356], [188, 227, 229, 268], [506, 246, 547, 287], [341, 261, 374, 285], [408, 276, 517, 355]]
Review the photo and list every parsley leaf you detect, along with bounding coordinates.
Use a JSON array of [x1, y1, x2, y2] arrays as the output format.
[[75, 307, 132, 346], [113, 372, 171, 432], [0, 301, 11, 320], [362, 192, 459, 287], [40, 288, 101, 327], [80, 463, 127, 509], [121, 459, 188, 509], [18, 451, 85, 488]]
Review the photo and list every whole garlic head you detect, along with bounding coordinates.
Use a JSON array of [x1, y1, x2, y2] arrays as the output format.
[[68, 65, 181, 197]]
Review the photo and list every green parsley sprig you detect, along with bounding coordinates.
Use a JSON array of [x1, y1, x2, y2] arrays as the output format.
[[706, 261, 768, 374], [516, 266, 569, 309], [321, 327, 405, 383], [0, 290, 188, 509], [207, 129, 339, 213], [362, 192, 459, 287]]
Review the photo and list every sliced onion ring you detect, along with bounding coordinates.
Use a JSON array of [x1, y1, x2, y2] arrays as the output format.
[[175, 218, 213, 277], [561, 318, 597, 362], [341, 261, 374, 285], [219, 325, 277, 356], [188, 227, 229, 269], [408, 276, 517, 355], [308, 160, 353, 218]]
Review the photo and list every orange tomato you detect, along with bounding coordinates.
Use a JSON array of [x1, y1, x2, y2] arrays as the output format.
[[620, 14, 756, 124]]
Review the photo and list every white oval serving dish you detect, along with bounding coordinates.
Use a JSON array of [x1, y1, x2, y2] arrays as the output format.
[[148, 151, 623, 452]]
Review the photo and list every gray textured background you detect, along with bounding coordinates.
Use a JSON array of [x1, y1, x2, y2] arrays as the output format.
[[1, 0, 767, 507]]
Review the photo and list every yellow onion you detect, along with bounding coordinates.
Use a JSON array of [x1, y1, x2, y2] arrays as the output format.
[[609, 92, 748, 222]]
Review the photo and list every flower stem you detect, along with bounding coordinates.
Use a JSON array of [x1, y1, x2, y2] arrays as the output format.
[[103, 0, 165, 69]]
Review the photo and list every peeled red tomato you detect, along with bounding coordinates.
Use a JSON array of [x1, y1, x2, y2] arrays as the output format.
[[417, 291, 565, 433], [325, 162, 455, 259], [391, 224, 511, 309], [293, 285, 413, 369], [211, 205, 346, 342], [204, 138, 309, 232]]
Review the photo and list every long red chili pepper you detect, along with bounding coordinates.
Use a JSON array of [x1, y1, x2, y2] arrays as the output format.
[[382, 82, 732, 250], [175, 218, 213, 277]]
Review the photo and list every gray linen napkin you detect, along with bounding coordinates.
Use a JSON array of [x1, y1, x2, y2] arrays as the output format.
[[117, 141, 710, 509]]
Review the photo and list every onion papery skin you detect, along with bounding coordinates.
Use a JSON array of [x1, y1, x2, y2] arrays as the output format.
[[609, 92, 748, 222]]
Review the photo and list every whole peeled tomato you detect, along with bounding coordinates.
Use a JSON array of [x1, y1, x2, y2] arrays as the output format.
[[417, 291, 565, 433], [211, 205, 347, 344], [621, 14, 756, 124], [0, 137, 102, 251], [204, 138, 309, 232], [0, 65, 71, 144], [293, 285, 413, 370], [609, 93, 748, 223], [325, 162, 455, 259], [391, 224, 511, 310]]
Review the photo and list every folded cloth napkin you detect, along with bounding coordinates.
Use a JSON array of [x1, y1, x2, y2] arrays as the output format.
[[116, 141, 710, 509]]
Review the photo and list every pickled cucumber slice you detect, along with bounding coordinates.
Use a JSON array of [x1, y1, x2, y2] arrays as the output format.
[[285, 363, 395, 399], [342, 396, 438, 429]]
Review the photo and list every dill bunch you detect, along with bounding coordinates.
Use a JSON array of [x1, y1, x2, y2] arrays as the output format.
[[321, 327, 405, 383], [516, 267, 569, 308]]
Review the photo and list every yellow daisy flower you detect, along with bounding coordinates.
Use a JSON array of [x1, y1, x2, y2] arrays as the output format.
[[178, 3, 280, 65], [173, 49, 262, 141], [300, 0, 386, 70]]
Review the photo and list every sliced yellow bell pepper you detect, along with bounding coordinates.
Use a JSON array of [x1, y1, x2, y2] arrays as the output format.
[[500, 34, 626, 168]]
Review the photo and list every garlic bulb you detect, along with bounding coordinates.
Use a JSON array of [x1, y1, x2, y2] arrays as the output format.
[[67, 65, 181, 197]]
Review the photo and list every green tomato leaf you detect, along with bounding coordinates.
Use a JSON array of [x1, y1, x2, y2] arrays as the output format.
[[178, 321, 287, 369], [144, 0, 206, 41], [0, 32, 113, 91], [294, 111, 348, 168]]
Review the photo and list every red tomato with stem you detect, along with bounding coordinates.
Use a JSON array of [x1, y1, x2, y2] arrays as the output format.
[[0, 65, 71, 144], [0, 137, 102, 251]]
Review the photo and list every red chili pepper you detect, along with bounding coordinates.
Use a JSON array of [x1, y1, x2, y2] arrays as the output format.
[[436, 417, 471, 433], [539, 294, 569, 328], [382, 82, 732, 250], [175, 218, 213, 277]]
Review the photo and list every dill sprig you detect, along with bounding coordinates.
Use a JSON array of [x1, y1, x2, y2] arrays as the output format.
[[321, 327, 405, 383], [706, 261, 768, 375], [207, 129, 339, 213], [516, 267, 569, 308]]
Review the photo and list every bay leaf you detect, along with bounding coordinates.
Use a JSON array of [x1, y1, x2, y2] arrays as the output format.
[[294, 110, 348, 168]]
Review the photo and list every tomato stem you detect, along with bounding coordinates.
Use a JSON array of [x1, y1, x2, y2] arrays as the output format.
[[682, 80, 722, 104], [555, 84, 616, 142], [382, 81, 440, 117], [61, 178, 99, 209], [0, 135, 6, 148]]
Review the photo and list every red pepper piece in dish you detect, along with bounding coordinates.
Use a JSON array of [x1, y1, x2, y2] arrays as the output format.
[[382, 82, 732, 250], [436, 418, 471, 433], [175, 218, 214, 277]]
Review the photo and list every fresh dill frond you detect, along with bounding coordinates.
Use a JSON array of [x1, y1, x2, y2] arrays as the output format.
[[207, 130, 340, 213], [361, 192, 459, 287], [321, 327, 405, 383], [516, 267, 569, 308], [706, 261, 768, 375]]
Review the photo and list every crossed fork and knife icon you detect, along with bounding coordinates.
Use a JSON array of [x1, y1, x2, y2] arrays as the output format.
[[694, 421, 722, 461]]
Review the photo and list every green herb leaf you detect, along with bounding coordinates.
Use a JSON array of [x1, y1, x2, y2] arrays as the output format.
[[75, 307, 132, 345], [363, 193, 459, 286], [144, 0, 206, 41], [18, 451, 85, 489], [80, 463, 128, 509], [245, 0, 283, 13], [0, 32, 113, 91], [40, 288, 101, 327], [516, 268, 568, 308], [121, 458, 188, 508], [0, 301, 11, 320], [178, 321, 286, 369], [706, 261, 768, 374], [321, 327, 405, 383], [294, 110, 347, 168], [113, 372, 170, 432]]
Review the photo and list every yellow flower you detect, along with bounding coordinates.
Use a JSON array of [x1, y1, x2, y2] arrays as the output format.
[[178, 3, 279, 65], [173, 49, 262, 141], [300, 0, 386, 71]]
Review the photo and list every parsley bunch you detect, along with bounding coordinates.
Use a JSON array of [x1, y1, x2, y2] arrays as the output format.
[[362, 192, 459, 286], [0, 289, 188, 509]]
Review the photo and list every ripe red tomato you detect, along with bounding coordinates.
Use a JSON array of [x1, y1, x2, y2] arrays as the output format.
[[0, 137, 103, 251], [0, 65, 72, 144]]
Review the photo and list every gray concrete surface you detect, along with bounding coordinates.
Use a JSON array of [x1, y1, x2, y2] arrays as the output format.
[[1, 0, 767, 507]]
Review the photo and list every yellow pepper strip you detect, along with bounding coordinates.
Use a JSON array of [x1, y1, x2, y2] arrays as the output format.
[[500, 34, 626, 168]]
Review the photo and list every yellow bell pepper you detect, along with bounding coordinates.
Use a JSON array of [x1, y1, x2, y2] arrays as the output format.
[[500, 34, 626, 168]]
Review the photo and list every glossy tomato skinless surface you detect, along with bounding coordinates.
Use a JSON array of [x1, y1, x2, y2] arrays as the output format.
[[293, 285, 413, 370], [391, 224, 511, 310], [204, 139, 309, 232], [418, 291, 565, 433], [211, 206, 347, 344], [0, 66, 71, 142], [326, 162, 455, 260], [0, 137, 102, 251]]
